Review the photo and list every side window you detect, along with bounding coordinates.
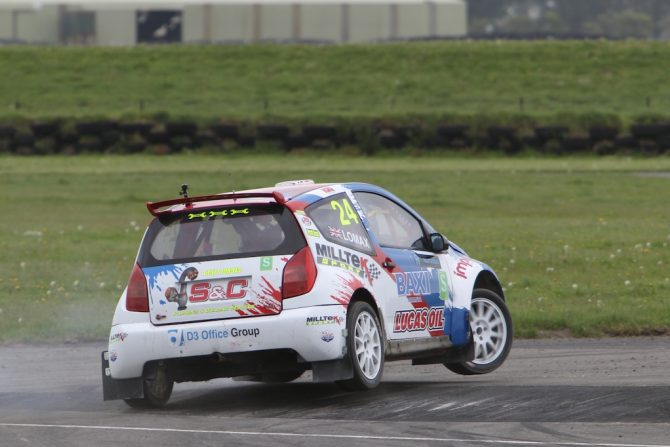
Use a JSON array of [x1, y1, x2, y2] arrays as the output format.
[[354, 192, 427, 250], [306, 194, 374, 254]]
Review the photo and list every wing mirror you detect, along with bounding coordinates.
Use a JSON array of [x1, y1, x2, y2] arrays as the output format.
[[429, 233, 447, 253]]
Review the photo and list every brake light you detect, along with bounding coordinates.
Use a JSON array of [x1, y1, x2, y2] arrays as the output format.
[[282, 246, 317, 299], [126, 263, 149, 312]]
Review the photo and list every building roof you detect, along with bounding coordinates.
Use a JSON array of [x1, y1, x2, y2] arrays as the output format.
[[3, 0, 464, 8]]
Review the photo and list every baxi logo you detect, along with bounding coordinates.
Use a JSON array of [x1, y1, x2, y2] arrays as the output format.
[[394, 270, 432, 296]]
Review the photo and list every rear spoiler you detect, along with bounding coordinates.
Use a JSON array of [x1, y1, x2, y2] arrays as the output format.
[[146, 191, 287, 216]]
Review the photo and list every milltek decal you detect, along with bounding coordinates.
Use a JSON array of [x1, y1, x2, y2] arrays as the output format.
[[394, 270, 432, 296], [315, 243, 380, 285], [109, 332, 128, 344], [454, 258, 474, 279], [316, 243, 364, 275], [306, 315, 343, 326], [393, 307, 445, 333]]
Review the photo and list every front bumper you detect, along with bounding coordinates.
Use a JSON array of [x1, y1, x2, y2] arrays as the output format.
[[107, 305, 348, 379]]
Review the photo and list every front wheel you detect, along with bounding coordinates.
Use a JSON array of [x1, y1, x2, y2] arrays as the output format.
[[337, 301, 384, 390], [445, 288, 512, 375]]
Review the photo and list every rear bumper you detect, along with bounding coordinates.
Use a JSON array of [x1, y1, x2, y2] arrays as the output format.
[[107, 305, 347, 379]]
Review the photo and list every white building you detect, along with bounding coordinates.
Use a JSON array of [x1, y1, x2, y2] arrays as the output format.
[[0, 0, 466, 45]]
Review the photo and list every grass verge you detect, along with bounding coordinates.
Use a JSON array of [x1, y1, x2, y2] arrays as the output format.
[[1, 41, 670, 127]]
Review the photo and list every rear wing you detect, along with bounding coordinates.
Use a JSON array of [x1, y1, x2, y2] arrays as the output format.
[[146, 191, 287, 216]]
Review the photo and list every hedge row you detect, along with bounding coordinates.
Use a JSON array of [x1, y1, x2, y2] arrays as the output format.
[[2, 120, 670, 155]]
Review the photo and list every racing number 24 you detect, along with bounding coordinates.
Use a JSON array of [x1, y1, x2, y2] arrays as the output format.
[[331, 198, 359, 226]]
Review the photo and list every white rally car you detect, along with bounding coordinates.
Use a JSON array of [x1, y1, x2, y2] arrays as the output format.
[[102, 180, 512, 407]]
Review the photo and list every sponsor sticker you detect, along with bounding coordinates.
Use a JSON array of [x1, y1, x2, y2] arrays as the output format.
[[109, 351, 118, 362], [394, 270, 432, 296], [203, 267, 242, 276], [321, 331, 335, 342], [306, 315, 343, 326], [454, 258, 474, 279], [260, 257, 273, 271], [109, 332, 128, 344], [393, 307, 445, 333], [307, 229, 321, 238], [314, 243, 379, 284], [173, 303, 255, 317], [188, 278, 249, 303], [188, 208, 249, 220], [167, 327, 260, 346]]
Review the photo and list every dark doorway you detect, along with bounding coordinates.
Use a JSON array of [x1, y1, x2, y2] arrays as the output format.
[[136, 10, 182, 44]]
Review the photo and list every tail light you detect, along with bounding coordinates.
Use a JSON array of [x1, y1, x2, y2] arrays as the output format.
[[126, 263, 149, 312], [282, 246, 317, 299]]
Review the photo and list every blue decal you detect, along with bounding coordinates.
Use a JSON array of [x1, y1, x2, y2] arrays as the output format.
[[144, 264, 184, 292], [449, 308, 470, 346], [394, 271, 432, 296]]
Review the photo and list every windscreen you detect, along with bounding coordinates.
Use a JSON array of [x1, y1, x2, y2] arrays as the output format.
[[139, 204, 305, 267]]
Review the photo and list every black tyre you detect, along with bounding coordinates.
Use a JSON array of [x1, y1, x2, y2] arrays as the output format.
[[445, 288, 512, 375], [337, 301, 384, 390], [124, 365, 173, 409]]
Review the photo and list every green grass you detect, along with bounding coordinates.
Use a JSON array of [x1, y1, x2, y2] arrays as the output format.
[[1, 154, 670, 342], [1, 41, 670, 126]]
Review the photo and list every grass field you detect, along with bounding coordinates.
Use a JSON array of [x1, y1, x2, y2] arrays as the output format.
[[1, 154, 669, 343], [1, 41, 670, 125]]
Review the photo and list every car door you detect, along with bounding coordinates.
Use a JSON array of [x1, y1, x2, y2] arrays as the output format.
[[353, 192, 451, 340]]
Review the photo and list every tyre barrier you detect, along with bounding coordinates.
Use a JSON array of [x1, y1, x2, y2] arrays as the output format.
[[1, 120, 670, 155]]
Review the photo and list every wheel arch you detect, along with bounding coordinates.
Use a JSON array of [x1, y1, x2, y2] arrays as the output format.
[[347, 287, 386, 337], [348, 287, 381, 317], [473, 270, 505, 301]]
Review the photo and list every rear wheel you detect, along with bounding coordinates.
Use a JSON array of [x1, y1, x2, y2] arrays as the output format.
[[445, 289, 512, 375], [337, 301, 384, 390], [124, 364, 173, 409]]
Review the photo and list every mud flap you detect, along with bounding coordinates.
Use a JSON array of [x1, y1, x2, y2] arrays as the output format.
[[101, 351, 143, 401], [311, 358, 353, 382], [450, 308, 471, 347]]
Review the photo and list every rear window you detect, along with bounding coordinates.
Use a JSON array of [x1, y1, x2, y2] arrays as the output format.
[[138, 205, 305, 267]]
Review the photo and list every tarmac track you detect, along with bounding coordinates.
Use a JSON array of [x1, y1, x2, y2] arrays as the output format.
[[1, 337, 669, 447]]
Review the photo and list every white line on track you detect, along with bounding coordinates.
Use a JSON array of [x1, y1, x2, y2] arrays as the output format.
[[1, 423, 669, 447]]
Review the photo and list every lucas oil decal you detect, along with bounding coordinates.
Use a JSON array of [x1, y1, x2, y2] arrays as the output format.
[[393, 307, 445, 333]]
